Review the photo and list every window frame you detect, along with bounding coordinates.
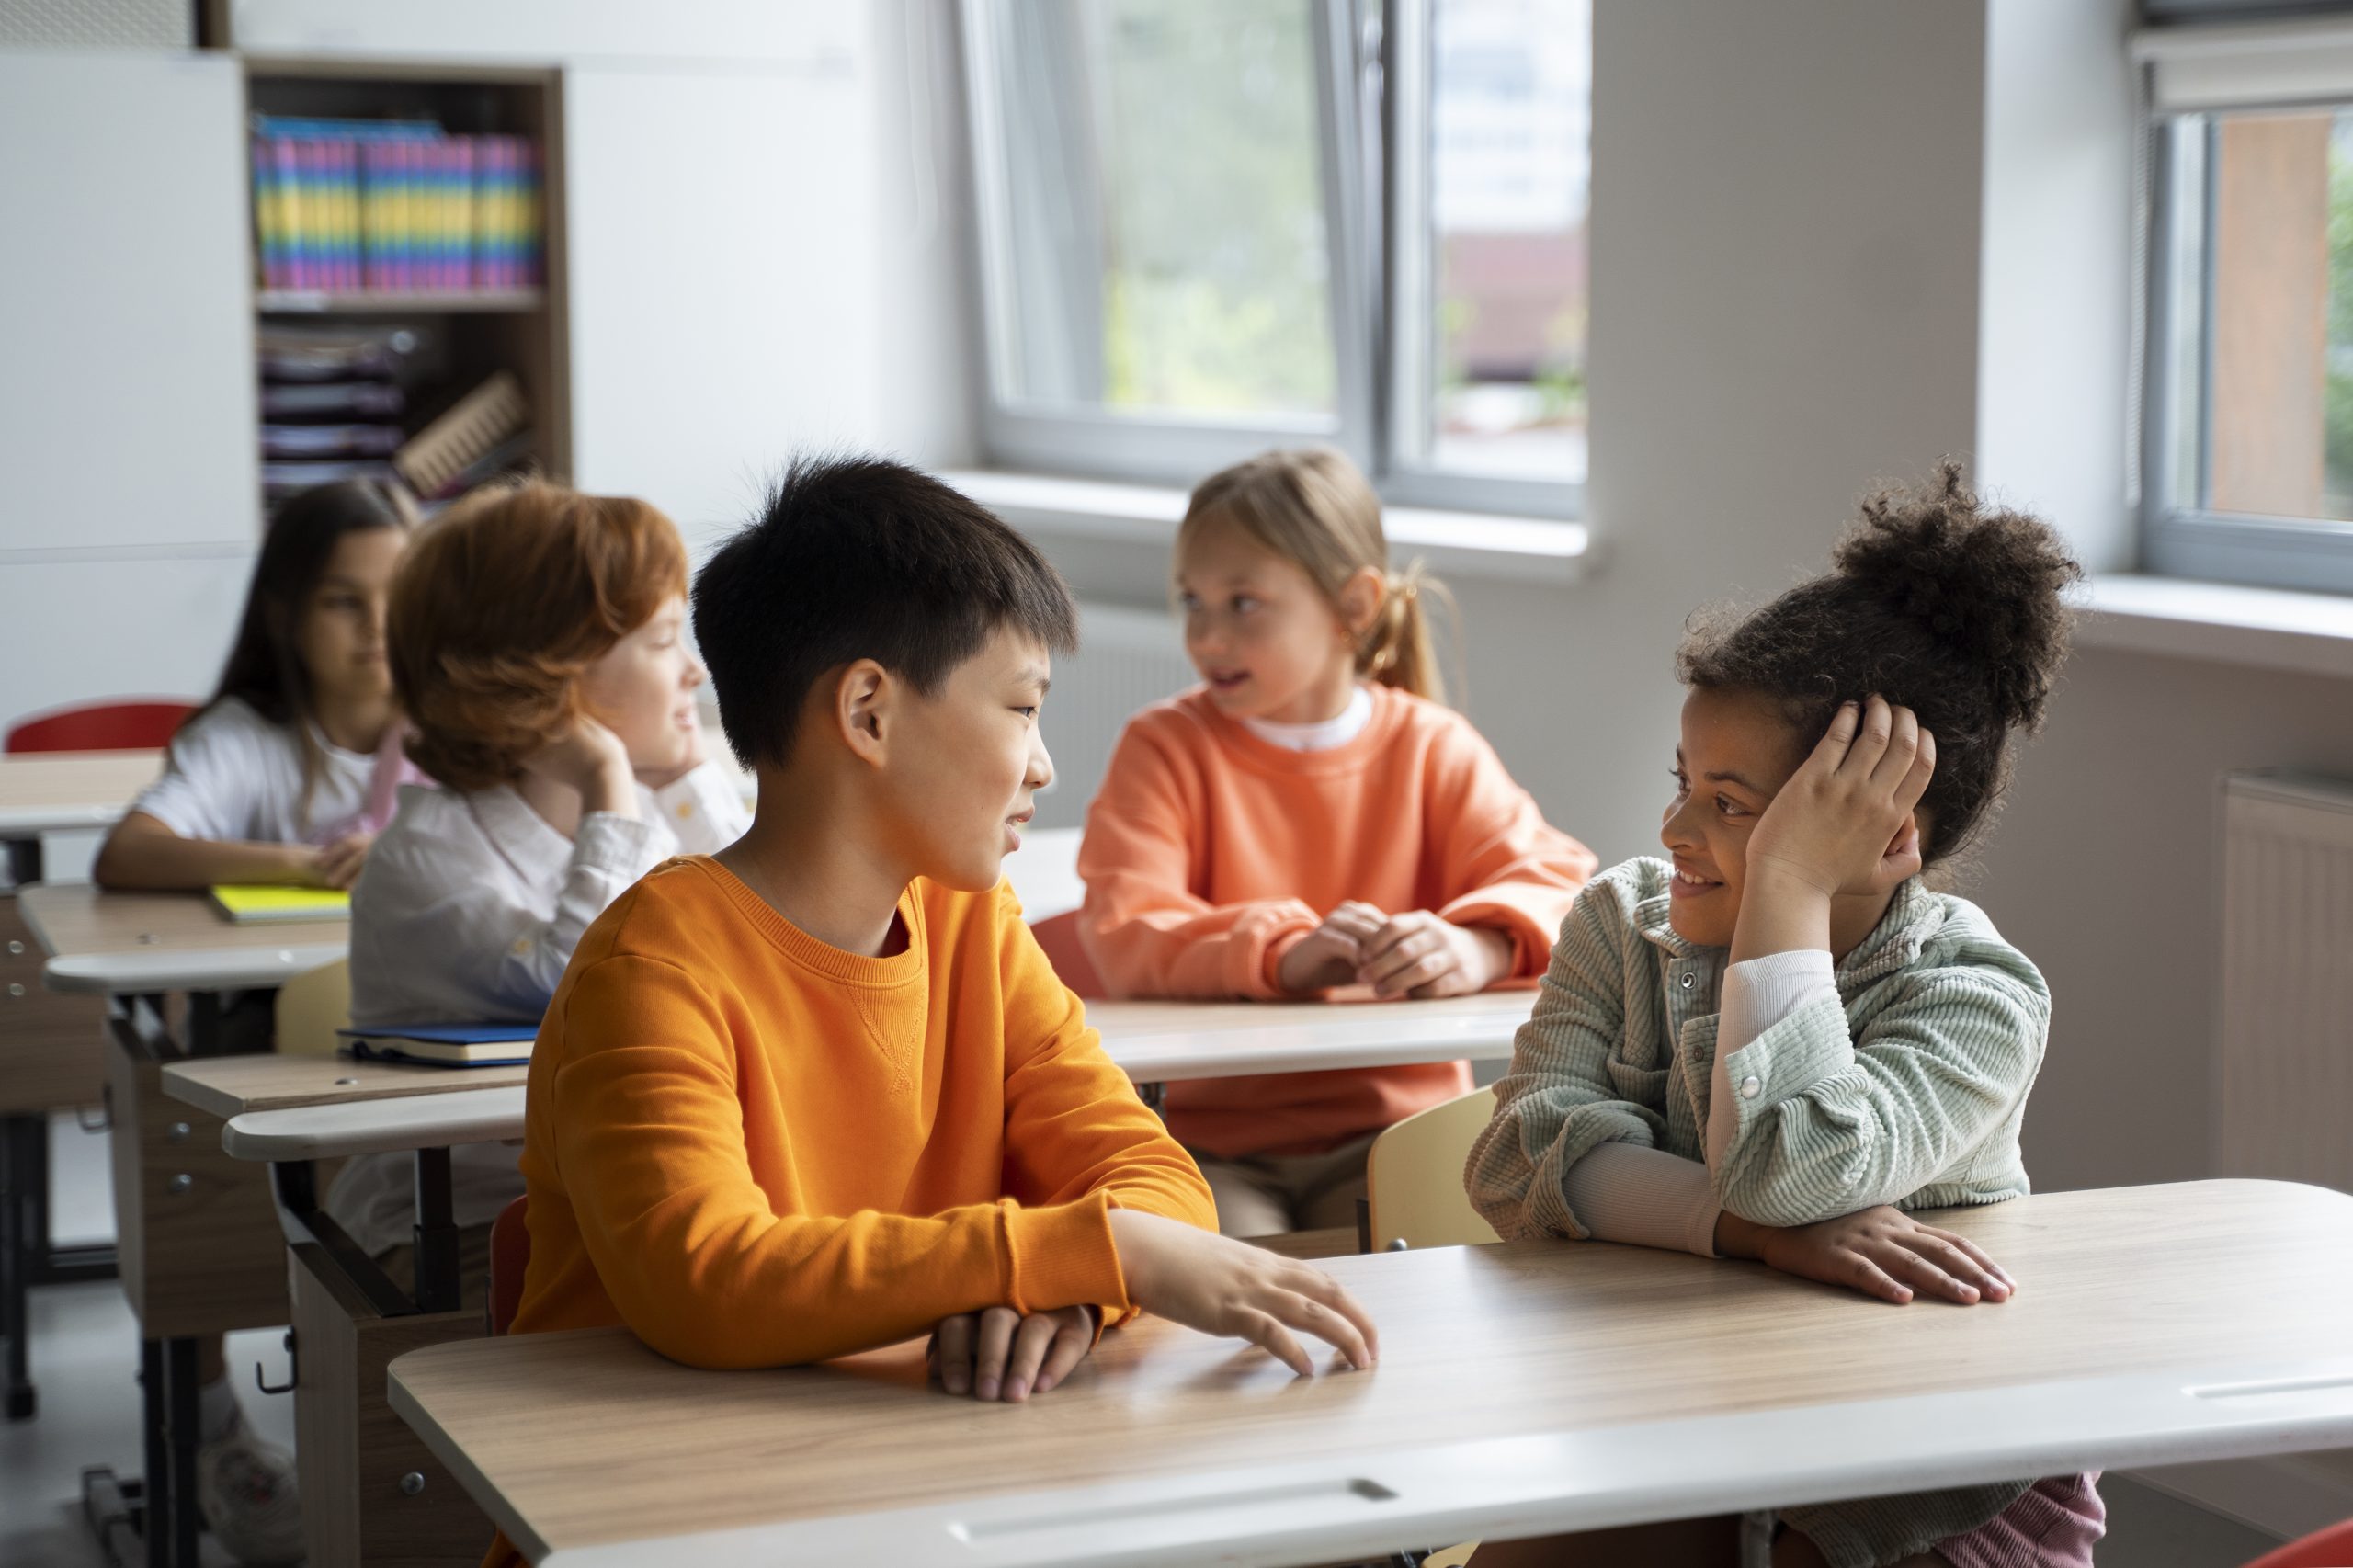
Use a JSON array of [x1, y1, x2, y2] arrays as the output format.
[[958, 0, 1586, 521], [2138, 18, 2353, 595]]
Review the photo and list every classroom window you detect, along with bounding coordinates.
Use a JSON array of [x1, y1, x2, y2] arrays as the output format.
[[961, 0, 1589, 517], [2140, 11, 2353, 593], [1388, 0, 1591, 493]]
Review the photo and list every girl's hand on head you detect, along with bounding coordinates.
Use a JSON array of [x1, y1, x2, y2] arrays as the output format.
[[1722, 1204, 2015, 1306], [1745, 696, 1935, 901], [1278, 901, 1386, 994], [928, 1303, 1097, 1403], [1107, 1209, 1378, 1375], [311, 832, 373, 890], [1356, 912, 1513, 999]]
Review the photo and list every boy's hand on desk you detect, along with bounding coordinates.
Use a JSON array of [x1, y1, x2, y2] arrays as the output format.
[[1108, 1210, 1379, 1376], [1278, 902, 1386, 994], [310, 832, 373, 889], [1356, 911, 1512, 999], [929, 1304, 1097, 1402], [1716, 1205, 2014, 1306]]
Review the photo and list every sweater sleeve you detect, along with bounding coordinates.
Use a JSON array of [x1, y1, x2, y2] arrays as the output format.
[[545, 952, 1133, 1369], [1463, 885, 1675, 1241], [1710, 954, 2049, 1227], [995, 892, 1218, 1321], [1077, 719, 1320, 999], [1425, 722, 1597, 978]]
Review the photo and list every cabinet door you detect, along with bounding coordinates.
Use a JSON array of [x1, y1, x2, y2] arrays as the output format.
[[563, 62, 882, 544], [0, 51, 256, 553]]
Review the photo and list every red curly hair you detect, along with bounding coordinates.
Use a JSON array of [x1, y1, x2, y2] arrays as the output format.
[[390, 480, 689, 791]]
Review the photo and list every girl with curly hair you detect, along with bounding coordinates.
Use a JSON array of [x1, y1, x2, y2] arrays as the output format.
[[1467, 463, 2098, 1568]]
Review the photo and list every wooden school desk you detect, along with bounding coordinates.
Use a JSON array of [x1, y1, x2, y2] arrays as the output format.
[[0, 748, 158, 1422], [386, 1180, 2353, 1568], [167, 1055, 524, 1568], [21, 881, 351, 1568]]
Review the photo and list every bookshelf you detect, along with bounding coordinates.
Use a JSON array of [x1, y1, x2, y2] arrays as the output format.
[[241, 57, 572, 500]]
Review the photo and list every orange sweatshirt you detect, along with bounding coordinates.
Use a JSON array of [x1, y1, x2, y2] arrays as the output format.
[[1077, 684, 1596, 1157], [508, 856, 1215, 1365]]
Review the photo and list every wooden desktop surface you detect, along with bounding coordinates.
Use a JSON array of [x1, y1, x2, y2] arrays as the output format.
[[390, 1181, 2353, 1566], [1088, 988, 1533, 1080], [17, 882, 348, 994], [165, 1053, 530, 1122], [0, 749, 160, 836]]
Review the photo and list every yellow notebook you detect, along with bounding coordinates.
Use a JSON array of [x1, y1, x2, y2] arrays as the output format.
[[209, 885, 352, 925]]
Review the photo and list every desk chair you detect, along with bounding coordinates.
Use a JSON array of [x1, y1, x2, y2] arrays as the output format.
[[2246, 1518, 2353, 1567], [272, 960, 350, 1057], [6, 699, 195, 756], [1364, 1087, 1500, 1253], [487, 1196, 529, 1336]]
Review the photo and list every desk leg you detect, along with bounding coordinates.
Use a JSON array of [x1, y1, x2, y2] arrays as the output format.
[[164, 1336, 199, 1568], [2, 1114, 33, 1418], [1137, 1081, 1166, 1118], [412, 1148, 460, 1315], [139, 1338, 168, 1568]]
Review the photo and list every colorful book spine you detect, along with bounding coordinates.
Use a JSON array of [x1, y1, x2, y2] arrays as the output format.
[[247, 118, 541, 298]]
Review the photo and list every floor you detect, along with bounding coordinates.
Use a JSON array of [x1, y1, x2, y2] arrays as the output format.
[[0, 1113, 2299, 1568]]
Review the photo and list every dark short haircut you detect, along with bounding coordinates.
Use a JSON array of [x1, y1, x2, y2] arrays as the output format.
[[694, 455, 1079, 768], [1677, 460, 2080, 867]]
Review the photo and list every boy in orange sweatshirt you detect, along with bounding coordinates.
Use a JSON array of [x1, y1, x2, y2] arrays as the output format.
[[503, 457, 1376, 1470]]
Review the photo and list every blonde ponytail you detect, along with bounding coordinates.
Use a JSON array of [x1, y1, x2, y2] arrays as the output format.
[[1178, 447, 1458, 705]]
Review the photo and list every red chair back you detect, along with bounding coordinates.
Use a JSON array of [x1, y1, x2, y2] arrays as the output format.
[[6, 700, 197, 755], [1029, 910, 1106, 999], [2243, 1519, 2353, 1568], [487, 1195, 530, 1336]]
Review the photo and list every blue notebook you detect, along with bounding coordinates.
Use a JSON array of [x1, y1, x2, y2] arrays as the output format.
[[338, 1023, 538, 1068]]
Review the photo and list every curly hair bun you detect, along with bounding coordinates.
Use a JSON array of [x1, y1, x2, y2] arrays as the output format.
[[1832, 460, 2081, 733]]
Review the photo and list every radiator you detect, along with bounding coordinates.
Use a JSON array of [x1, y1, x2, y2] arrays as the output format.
[[1032, 603, 1196, 831], [2219, 771, 2353, 1193]]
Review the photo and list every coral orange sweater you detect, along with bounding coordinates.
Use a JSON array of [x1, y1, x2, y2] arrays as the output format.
[[1077, 685, 1596, 1157], [508, 856, 1214, 1360]]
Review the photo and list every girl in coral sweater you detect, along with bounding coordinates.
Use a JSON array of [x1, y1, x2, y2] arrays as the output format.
[[1078, 447, 1596, 1236]]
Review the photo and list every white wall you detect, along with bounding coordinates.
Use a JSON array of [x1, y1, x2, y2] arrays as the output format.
[[1976, 0, 2138, 573]]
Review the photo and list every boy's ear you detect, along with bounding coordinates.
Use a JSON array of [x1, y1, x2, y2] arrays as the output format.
[[1336, 565, 1384, 639], [834, 659, 892, 767]]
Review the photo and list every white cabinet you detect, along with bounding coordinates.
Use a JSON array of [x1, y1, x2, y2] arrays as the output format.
[[0, 554, 252, 723], [223, 1, 861, 68], [563, 62, 882, 538], [0, 51, 257, 553]]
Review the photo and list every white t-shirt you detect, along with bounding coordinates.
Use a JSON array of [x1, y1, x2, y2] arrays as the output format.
[[326, 760, 752, 1256], [1239, 684, 1375, 753], [130, 698, 378, 846]]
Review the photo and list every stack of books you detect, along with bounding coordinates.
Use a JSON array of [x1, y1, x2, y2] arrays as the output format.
[[251, 115, 543, 296], [255, 323, 419, 499]]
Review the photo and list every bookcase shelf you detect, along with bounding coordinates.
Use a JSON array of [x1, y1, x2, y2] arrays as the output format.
[[256, 289, 547, 315], [243, 59, 571, 496]]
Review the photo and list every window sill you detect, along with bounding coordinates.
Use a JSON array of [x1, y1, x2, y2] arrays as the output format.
[[2076, 574, 2353, 679], [942, 471, 1596, 585]]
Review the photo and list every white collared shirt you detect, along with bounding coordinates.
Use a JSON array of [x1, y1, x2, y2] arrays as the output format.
[[327, 760, 750, 1256]]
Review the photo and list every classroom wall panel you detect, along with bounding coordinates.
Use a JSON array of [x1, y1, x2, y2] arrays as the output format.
[[221, 0, 860, 68], [564, 60, 883, 540], [0, 555, 251, 732], [0, 50, 258, 555]]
